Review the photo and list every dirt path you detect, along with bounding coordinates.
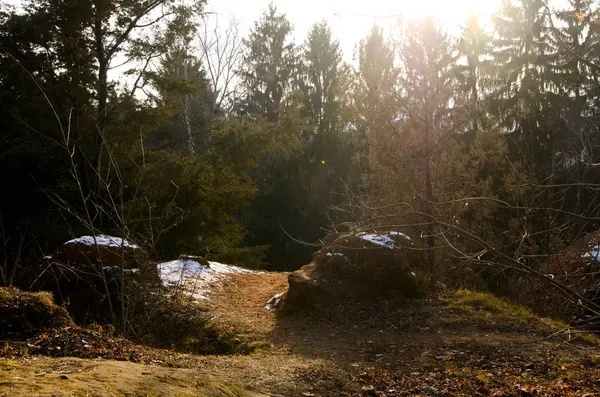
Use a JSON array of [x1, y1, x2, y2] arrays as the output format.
[[206, 272, 288, 334], [2, 272, 600, 396]]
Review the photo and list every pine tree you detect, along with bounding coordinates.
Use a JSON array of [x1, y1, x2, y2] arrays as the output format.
[[456, 13, 490, 136], [302, 21, 342, 134], [545, 0, 600, 221], [151, 46, 217, 154], [351, 24, 397, 151], [238, 3, 298, 122], [550, 0, 600, 166], [489, 0, 562, 174], [357, 25, 395, 109]]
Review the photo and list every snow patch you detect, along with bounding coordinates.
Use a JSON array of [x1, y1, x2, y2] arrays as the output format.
[[158, 259, 261, 300], [356, 231, 413, 249], [208, 261, 259, 275], [102, 266, 139, 274], [326, 252, 346, 258], [388, 231, 412, 241], [64, 235, 139, 249], [582, 245, 600, 261], [358, 233, 395, 248], [264, 291, 286, 311]]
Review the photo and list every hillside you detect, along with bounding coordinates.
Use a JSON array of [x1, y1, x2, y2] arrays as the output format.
[[2, 269, 599, 397]]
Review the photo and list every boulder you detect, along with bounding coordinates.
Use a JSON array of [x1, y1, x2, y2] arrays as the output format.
[[284, 265, 330, 311], [264, 291, 287, 311], [52, 235, 144, 268], [21, 235, 157, 324], [282, 231, 426, 312]]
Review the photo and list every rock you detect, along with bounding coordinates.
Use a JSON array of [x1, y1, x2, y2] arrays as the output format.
[[282, 231, 425, 312], [52, 235, 144, 269], [264, 291, 287, 311], [283, 265, 330, 312], [24, 235, 157, 324]]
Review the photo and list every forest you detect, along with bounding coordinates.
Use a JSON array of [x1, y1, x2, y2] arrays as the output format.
[[1, 0, 600, 326], [2, 0, 600, 395]]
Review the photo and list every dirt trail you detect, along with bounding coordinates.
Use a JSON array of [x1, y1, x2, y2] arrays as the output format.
[[2, 271, 600, 396], [206, 272, 288, 333]]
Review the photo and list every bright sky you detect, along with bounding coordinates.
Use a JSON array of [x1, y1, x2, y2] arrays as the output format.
[[205, 0, 504, 60]]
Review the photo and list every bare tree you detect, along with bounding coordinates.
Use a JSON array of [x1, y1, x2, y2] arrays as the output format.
[[197, 13, 243, 113]]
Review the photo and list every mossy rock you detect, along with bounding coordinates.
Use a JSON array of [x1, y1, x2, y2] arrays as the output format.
[[283, 239, 427, 313], [0, 287, 73, 340]]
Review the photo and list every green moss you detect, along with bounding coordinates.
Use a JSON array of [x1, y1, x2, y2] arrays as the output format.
[[450, 289, 537, 321], [246, 340, 271, 351], [195, 379, 250, 397], [0, 288, 12, 300]]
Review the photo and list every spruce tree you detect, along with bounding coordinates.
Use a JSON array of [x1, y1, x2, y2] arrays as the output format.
[[388, 17, 458, 279], [456, 13, 490, 137], [351, 25, 396, 141], [302, 21, 342, 134], [551, 0, 600, 166], [489, 0, 562, 174], [238, 3, 298, 122]]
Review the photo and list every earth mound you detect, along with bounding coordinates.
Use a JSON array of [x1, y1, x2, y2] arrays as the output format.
[[0, 287, 73, 340]]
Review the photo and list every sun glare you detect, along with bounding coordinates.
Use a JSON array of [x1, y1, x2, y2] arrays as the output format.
[[380, 0, 501, 23], [210, 0, 504, 61]]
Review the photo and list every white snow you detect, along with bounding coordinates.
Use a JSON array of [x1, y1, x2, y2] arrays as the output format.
[[326, 252, 346, 258], [356, 231, 412, 249], [264, 291, 286, 311], [358, 233, 395, 248], [208, 261, 259, 275], [388, 231, 412, 241], [102, 266, 139, 274], [64, 235, 139, 249], [158, 258, 261, 300], [582, 245, 600, 261]]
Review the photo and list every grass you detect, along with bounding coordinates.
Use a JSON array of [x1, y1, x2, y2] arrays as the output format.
[[441, 288, 566, 332]]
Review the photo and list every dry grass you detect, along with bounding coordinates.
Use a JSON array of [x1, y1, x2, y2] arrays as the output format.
[[205, 272, 289, 335]]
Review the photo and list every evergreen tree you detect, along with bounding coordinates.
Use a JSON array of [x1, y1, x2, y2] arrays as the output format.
[[546, 0, 600, 224], [151, 46, 217, 154], [238, 3, 298, 122], [551, 0, 600, 167], [456, 13, 490, 136], [489, 0, 562, 174], [351, 25, 397, 159], [302, 21, 342, 134]]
